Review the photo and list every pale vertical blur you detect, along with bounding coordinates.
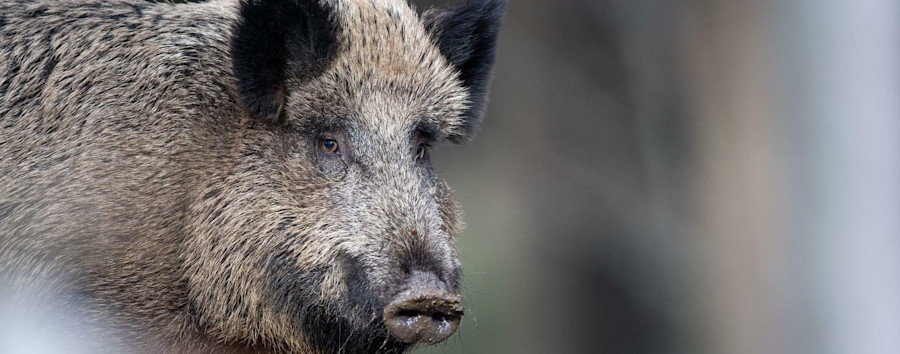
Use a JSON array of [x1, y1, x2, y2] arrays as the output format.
[[776, 1, 900, 354], [409, 0, 900, 354]]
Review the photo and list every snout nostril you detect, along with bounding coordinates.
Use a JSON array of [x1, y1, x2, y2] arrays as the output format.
[[393, 308, 458, 325]]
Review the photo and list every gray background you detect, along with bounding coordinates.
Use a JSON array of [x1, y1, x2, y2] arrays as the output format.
[[410, 1, 900, 354]]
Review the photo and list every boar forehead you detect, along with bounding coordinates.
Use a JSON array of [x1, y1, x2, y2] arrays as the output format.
[[284, 0, 470, 138]]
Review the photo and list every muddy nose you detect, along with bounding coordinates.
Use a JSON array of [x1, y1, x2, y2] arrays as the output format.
[[384, 271, 464, 345]]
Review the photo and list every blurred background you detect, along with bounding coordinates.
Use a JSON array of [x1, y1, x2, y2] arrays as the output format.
[[409, 0, 900, 353]]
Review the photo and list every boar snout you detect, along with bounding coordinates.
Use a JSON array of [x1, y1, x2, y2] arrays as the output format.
[[383, 270, 463, 345]]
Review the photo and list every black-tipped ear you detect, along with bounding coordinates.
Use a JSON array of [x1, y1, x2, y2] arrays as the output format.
[[424, 0, 505, 142], [232, 0, 340, 121]]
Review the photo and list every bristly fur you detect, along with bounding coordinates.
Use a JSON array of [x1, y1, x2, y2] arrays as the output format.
[[424, 0, 506, 143], [0, 0, 504, 353]]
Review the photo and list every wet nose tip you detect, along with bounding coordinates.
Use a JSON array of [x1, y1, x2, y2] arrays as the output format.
[[383, 271, 464, 345]]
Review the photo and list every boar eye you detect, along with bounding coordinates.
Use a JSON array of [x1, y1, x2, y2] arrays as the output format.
[[415, 143, 428, 160], [321, 139, 339, 153]]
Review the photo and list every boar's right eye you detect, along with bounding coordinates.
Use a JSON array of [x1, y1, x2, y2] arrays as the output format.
[[321, 139, 339, 153], [314, 136, 347, 176]]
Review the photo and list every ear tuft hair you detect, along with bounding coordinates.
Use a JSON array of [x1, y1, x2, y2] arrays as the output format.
[[232, 0, 340, 121], [425, 0, 506, 143]]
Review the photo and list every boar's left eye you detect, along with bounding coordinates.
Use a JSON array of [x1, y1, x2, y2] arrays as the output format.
[[321, 139, 339, 153], [415, 143, 428, 160]]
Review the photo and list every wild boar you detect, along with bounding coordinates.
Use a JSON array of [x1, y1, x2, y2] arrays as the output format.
[[0, 0, 504, 352]]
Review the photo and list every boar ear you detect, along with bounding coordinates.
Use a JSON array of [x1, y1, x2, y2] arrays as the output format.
[[424, 0, 505, 143], [232, 0, 340, 121]]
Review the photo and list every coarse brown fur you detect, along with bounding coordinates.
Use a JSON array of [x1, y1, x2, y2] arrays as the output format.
[[0, 0, 504, 353]]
